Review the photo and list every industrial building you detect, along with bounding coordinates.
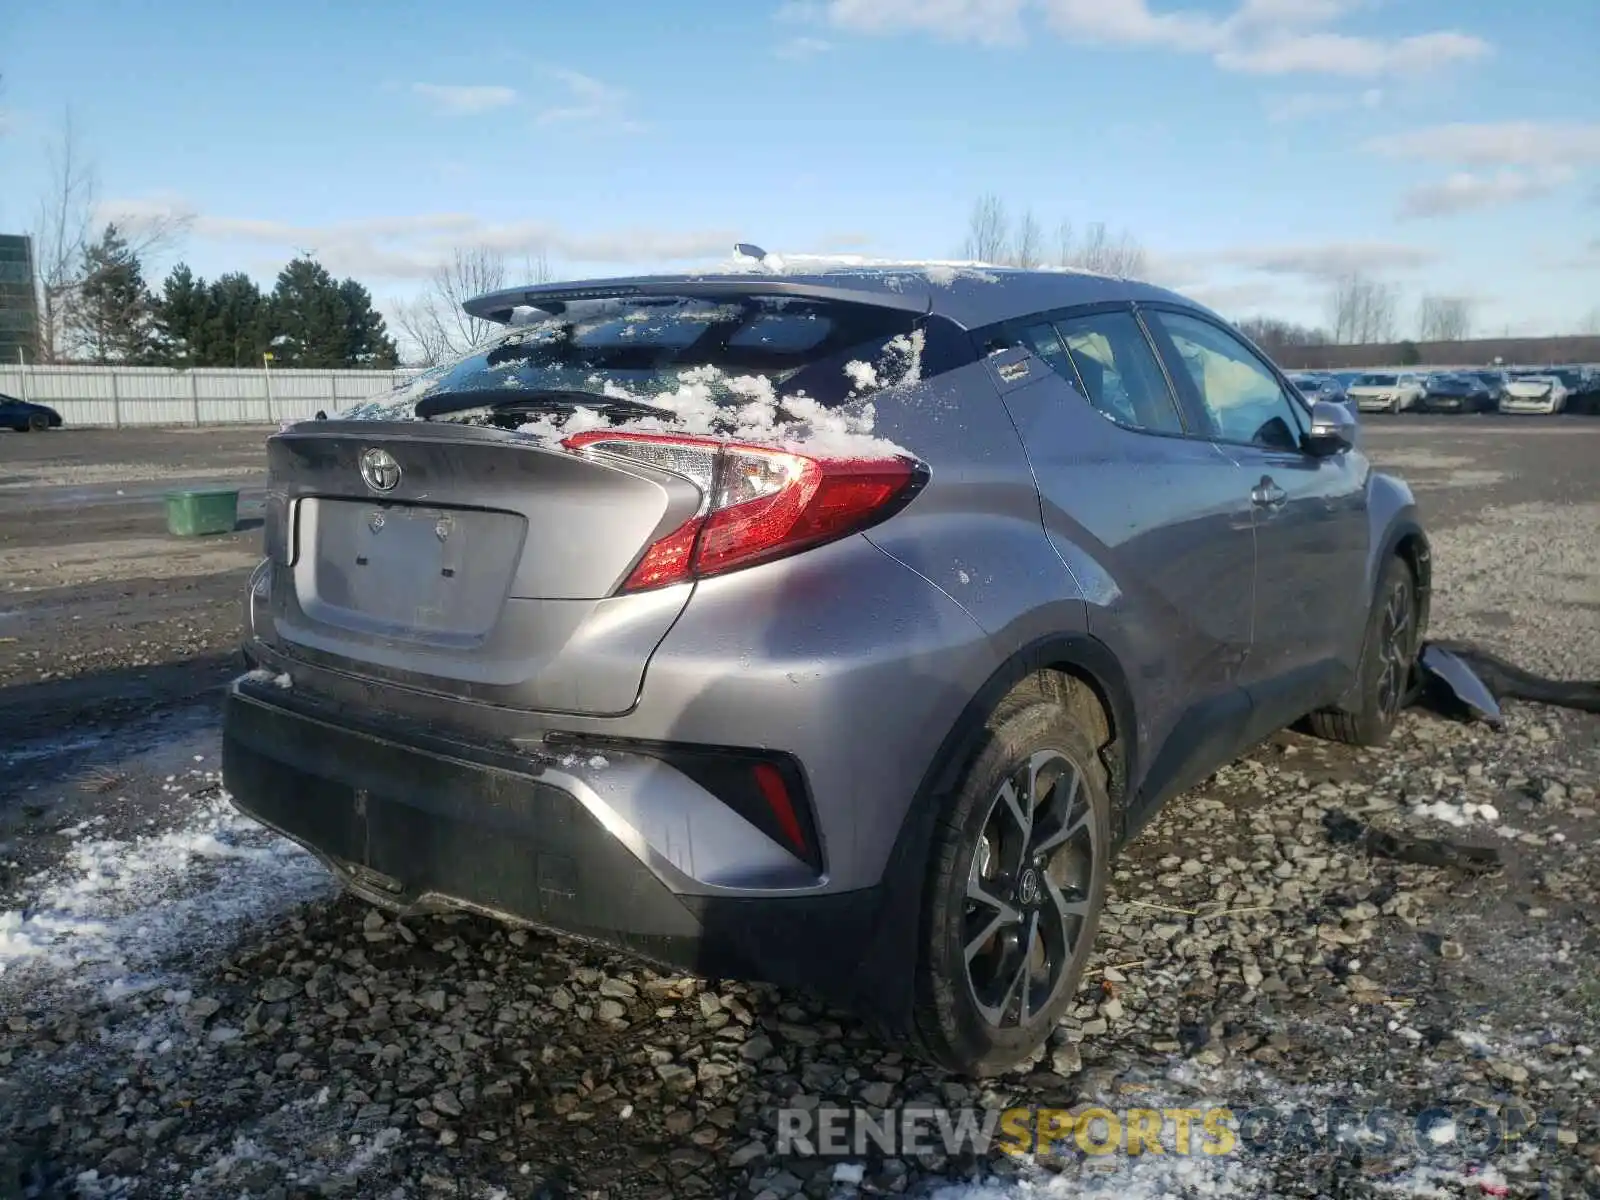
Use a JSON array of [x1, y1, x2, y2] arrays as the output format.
[[0, 234, 40, 364]]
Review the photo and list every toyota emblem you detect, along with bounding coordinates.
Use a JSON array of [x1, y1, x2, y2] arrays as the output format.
[[360, 447, 401, 492]]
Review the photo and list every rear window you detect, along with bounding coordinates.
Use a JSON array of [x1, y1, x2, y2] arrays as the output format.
[[347, 294, 929, 420], [1354, 374, 1396, 386]]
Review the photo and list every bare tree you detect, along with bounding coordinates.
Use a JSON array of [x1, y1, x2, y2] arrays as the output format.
[[1235, 316, 1331, 356], [524, 248, 553, 287], [1064, 221, 1149, 278], [1325, 272, 1402, 345], [1010, 209, 1045, 268], [31, 110, 98, 363], [393, 245, 556, 367], [959, 197, 1149, 277], [960, 193, 1011, 263], [25, 110, 190, 362], [1580, 307, 1600, 336], [1365, 280, 1399, 343], [1416, 294, 1474, 342]]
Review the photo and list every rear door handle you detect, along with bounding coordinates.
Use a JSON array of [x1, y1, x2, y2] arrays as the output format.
[[1251, 478, 1287, 509]]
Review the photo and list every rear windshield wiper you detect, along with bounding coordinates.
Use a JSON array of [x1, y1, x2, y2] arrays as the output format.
[[414, 388, 667, 421]]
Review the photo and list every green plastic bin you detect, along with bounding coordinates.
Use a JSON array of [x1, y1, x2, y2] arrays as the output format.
[[165, 488, 240, 537]]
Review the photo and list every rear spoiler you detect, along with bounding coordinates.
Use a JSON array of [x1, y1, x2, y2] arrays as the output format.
[[460, 276, 934, 324]]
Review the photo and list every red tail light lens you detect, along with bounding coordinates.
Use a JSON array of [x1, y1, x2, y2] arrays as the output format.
[[561, 430, 922, 592]]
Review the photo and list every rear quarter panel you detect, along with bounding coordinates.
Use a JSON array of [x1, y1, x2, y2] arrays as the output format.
[[859, 358, 1091, 648]]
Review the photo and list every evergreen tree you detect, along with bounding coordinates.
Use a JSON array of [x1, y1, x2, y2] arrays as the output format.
[[267, 256, 350, 367], [338, 277, 399, 368], [69, 223, 157, 363], [153, 263, 211, 366], [203, 273, 270, 367]]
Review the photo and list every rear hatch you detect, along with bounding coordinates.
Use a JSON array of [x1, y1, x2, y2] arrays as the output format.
[[1506, 378, 1554, 398], [262, 420, 704, 715], [257, 286, 934, 715]]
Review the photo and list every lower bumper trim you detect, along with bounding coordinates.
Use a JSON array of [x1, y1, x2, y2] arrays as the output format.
[[220, 681, 900, 1013]]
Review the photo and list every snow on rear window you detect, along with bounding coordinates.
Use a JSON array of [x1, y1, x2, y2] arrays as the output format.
[[336, 295, 927, 438]]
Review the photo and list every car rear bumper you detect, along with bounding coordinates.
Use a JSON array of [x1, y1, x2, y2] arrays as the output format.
[[221, 677, 897, 1009]]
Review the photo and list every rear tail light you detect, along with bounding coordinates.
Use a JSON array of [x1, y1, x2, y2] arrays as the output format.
[[561, 431, 924, 592]]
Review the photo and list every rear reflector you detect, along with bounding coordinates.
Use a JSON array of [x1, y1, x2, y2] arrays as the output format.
[[561, 430, 922, 592], [751, 761, 807, 858], [543, 734, 823, 873]]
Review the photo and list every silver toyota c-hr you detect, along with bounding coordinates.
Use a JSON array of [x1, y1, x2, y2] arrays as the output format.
[[224, 265, 1429, 1076]]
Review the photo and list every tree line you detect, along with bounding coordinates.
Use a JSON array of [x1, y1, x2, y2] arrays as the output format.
[[956, 194, 1481, 354], [39, 222, 398, 369], [20, 111, 397, 369]]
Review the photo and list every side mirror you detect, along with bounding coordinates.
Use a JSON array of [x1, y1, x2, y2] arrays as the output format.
[[1303, 399, 1357, 456]]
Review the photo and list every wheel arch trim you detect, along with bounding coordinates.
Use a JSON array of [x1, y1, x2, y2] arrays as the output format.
[[852, 631, 1137, 1028]]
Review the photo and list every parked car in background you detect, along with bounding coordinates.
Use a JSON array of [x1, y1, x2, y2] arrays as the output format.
[[1286, 372, 1352, 409], [1468, 370, 1511, 407], [0, 393, 63, 432], [1501, 372, 1569, 414], [1417, 372, 1495, 414], [1549, 365, 1600, 414], [1347, 371, 1427, 414], [222, 264, 1429, 1076]]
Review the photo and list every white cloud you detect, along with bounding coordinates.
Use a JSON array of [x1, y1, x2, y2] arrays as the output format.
[[1363, 121, 1600, 218], [1363, 120, 1600, 168], [1215, 29, 1488, 76], [774, 0, 826, 23], [96, 197, 735, 282], [789, 0, 1491, 79], [775, 35, 834, 58], [1208, 241, 1440, 279], [1230, 0, 1358, 29], [824, 0, 1028, 44], [410, 83, 517, 115], [1397, 167, 1576, 219], [1182, 279, 1297, 312], [536, 68, 639, 130], [1041, 0, 1226, 52], [1266, 86, 1381, 122]]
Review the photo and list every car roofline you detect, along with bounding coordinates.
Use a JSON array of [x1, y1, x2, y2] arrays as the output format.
[[462, 276, 935, 325], [461, 266, 1192, 330]]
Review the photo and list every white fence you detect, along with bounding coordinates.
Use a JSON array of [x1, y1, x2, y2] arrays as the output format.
[[0, 365, 424, 428]]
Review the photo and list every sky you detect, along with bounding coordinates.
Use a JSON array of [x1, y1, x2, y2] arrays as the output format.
[[1, 0, 1597, 350]]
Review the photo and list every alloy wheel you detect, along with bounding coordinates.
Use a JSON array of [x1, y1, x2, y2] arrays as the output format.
[[963, 750, 1096, 1029], [1374, 578, 1414, 720]]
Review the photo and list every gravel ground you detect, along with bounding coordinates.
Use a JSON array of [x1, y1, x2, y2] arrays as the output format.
[[0, 418, 1597, 1199]]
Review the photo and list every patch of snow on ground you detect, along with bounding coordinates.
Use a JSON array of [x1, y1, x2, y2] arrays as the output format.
[[0, 784, 333, 1000], [922, 1152, 1265, 1199], [1412, 800, 1500, 827]]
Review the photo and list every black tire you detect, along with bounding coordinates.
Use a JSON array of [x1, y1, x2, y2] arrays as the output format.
[[1309, 556, 1419, 746], [25, 413, 47, 432], [910, 673, 1111, 1076]]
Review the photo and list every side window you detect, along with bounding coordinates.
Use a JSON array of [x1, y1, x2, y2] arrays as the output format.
[[1151, 311, 1304, 451], [1053, 310, 1186, 435], [1016, 322, 1075, 382]]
